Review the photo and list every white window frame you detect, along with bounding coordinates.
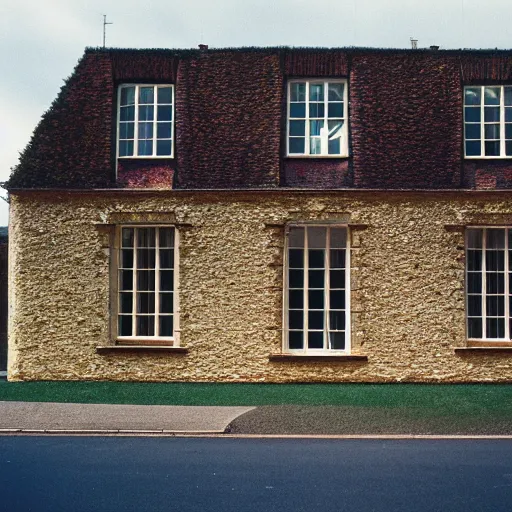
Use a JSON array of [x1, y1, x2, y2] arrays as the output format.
[[464, 85, 512, 159], [287, 79, 349, 158], [116, 225, 179, 344], [466, 226, 512, 342], [116, 84, 175, 160], [283, 223, 351, 355]]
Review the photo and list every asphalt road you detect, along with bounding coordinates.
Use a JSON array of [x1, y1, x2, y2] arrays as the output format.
[[1, 437, 512, 511]]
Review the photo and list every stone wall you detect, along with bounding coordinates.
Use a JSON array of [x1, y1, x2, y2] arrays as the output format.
[[8, 190, 512, 382]]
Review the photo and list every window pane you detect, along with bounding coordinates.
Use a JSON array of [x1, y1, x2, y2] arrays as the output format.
[[484, 124, 500, 140], [289, 269, 304, 288], [289, 137, 305, 154], [328, 137, 341, 155], [465, 107, 480, 122], [485, 251, 505, 271], [157, 140, 172, 156], [309, 84, 324, 101], [137, 249, 156, 269], [308, 250, 325, 268], [120, 106, 135, 121], [328, 83, 344, 101], [466, 229, 482, 249], [465, 141, 481, 157], [329, 311, 345, 331], [158, 106, 172, 121], [467, 272, 482, 294], [290, 103, 306, 118], [139, 87, 154, 104], [308, 227, 326, 248], [290, 83, 306, 102], [506, 88, 512, 106], [486, 296, 505, 317], [308, 331, 324, 349], [137, 293, 155, 314], [507, 141, 512, 156], [138, 228, 156, 248], [330, 250, 345, 269], [484, 107, 500, 122], [330, 270, 345, 289], [486, 318, 505, 339], [122, 228, 134, 248], [121, 249, 133, 268], [118, 315, 132, 336], [159, 293, 173, 313], [465, 124, 480, 140], [330, 290, 345, 309], [506, 109, 512, 123], [308, 270, 324, 288], [119, 140, 134, 157], [157, 123, 172, 139], [139, 105, 154, 121], [136, 316, 154, 337], [160, 270, 174, 291], [138, 122, 153, 140], [289, 310, 304, 329], [120, 87, 135, 106], [308, 290, 324, 309], [289, 120, 305, 136], [467, 295, 482, 316], [159, 316, 173, 337], [484, 87, 501, 105], [310, 138, 321, 155], [485, 141, 500, 156], [138, 140, 153, 156], [310, 120, 324, 137], [330, 228, 346, 248], [157, 87, 172, 104], [329, 332, 345, 350], [328, 103, 343, 118], [486, 273, 505, 294], [120, 123, 134, 139], [119, 293, 133, 314], [467, 250, 482, 271], [289, 290, 304, 309], [160, 249, 174, 269], [486, 229, 505, 249], [289, 227, 305, 248], [137, 270, 156, 291], [309, 104, 325, 118], [289, 331, 303, 349], [120, 270, 133, 291], [468, 317, 482, 338], [505, 125, 512, 139], [309, 311, 324, 330], [289, 249, 304, 268], [159, 228, 174, 248], [464, 87, 481, 106]]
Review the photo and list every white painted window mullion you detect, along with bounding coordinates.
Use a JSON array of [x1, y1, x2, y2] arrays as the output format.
[[304, 227, 309, 353], [482, 228, 487, 339], [305, 82, 310, 156], [153, 86, 158, 158], [134, 87, 140, 157], [155, 228, 161, 337], [481, 86, 485, 157], [325, 227, 331, 350], [501, 87, 506, 157], [132, 228, 138, 337]]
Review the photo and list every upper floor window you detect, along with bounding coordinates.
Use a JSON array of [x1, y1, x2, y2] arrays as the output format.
[[117, 84, 174, 159], [287, 80, 348, 157], [464, 86, 512, 158]]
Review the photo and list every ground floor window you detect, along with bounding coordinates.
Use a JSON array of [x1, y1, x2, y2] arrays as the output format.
[[117, 226, 176, 342], [466, 227, 512, 340], [285, 224, 349, 353]]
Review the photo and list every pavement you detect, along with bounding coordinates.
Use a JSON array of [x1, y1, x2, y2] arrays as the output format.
[[1, 401, 512, 436]]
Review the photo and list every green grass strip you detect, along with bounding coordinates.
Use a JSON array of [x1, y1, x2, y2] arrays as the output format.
[[0, 381, 511, 414]]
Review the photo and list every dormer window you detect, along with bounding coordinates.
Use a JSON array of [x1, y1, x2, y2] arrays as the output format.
[[117, 84, 174, 159], [287, 79, 348, 157]]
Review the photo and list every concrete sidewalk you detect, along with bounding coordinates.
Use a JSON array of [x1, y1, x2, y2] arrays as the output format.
[[0, 401, 254, 434]]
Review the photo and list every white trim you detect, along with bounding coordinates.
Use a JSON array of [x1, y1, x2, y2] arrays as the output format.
[[287, 79, 348, 158], [283, 223, 351, 355], [116, 84, 174, 162]]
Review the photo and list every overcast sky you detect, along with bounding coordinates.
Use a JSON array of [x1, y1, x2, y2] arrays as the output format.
[[1, 0, 511, 225]]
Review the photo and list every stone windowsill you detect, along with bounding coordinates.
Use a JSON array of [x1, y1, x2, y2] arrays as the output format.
[[454, 346, 512, 354], [269, 354, 368, 363], [97, 345, 188, 354]]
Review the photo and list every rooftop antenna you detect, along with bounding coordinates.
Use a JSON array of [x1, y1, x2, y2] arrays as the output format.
[[410, 37, 418, 49], [103, 15, 113, 48]]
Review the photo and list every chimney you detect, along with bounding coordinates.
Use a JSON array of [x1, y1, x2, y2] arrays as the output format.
[[430, 45, 440, 51], [198, 44, 208, 51]]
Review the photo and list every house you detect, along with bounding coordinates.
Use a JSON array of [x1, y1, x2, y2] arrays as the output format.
[[5, 46, 512, 382]]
